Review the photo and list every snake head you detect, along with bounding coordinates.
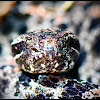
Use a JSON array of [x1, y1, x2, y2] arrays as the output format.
[[11, 28, 80, 74]]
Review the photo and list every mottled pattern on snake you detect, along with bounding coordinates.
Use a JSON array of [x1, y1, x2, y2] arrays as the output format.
[[11, 28, 80, 74]]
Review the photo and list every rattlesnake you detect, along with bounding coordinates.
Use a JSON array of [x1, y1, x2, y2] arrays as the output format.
[[9, 28, 100, 99]]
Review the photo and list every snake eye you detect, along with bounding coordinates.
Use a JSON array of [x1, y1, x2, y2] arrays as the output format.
[[11, 41, 25, 57], [67, 36, 80, 52]]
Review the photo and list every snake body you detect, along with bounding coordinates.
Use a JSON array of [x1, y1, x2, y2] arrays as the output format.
[[11, 28, 80, 74]]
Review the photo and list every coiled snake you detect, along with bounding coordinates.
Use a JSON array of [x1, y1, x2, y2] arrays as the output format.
[[10, 28, 100, 99]]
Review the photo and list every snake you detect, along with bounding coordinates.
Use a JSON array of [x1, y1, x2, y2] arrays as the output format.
[[11, 28, 80, 74], [1, 28, 96, 99]]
